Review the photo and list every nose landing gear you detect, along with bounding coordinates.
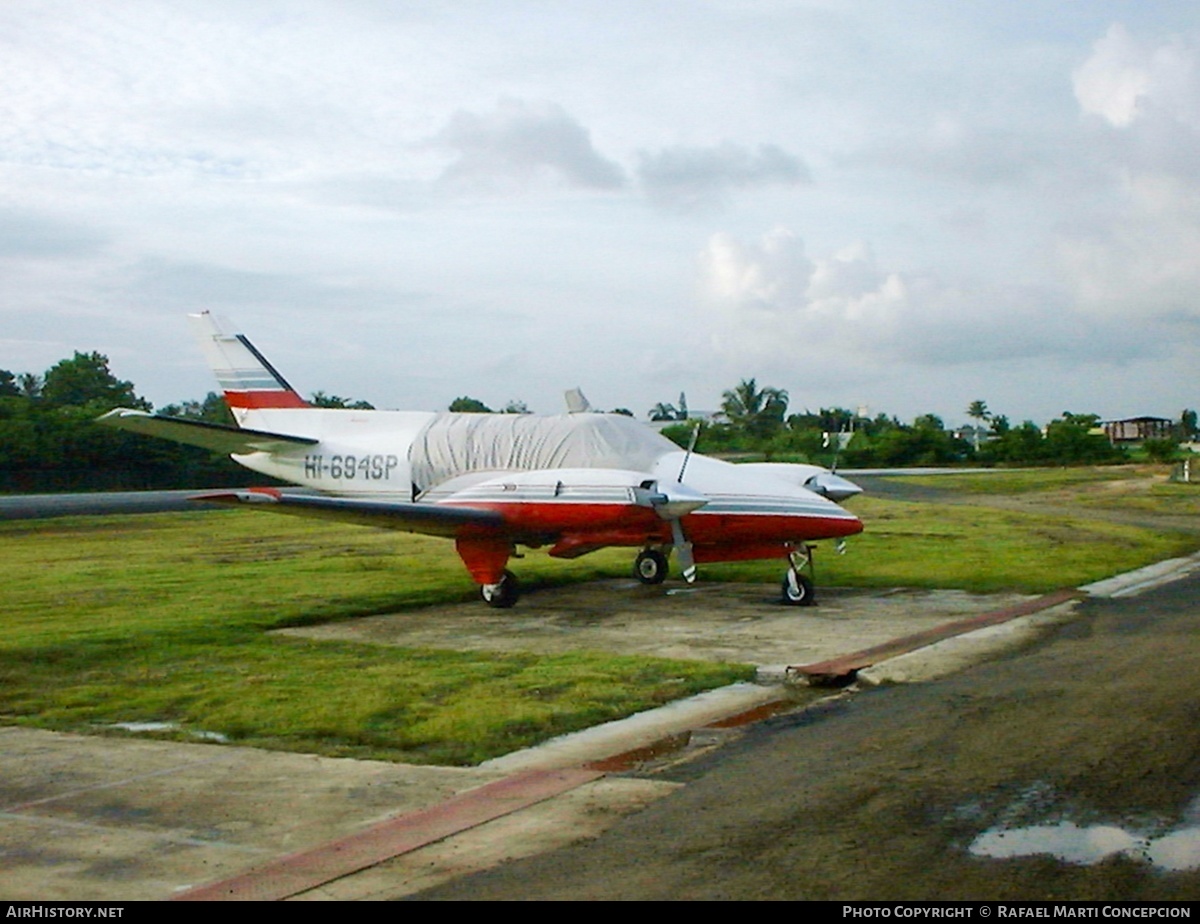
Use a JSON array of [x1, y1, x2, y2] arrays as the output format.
[[781, 545, 817, 607]]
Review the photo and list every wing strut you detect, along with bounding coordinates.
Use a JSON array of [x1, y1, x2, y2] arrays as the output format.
[[671, 423, 702, 581]]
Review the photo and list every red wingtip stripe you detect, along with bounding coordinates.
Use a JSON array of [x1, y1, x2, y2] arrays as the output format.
[[224, 390, 310, 409], [244, 487, 283, 497]]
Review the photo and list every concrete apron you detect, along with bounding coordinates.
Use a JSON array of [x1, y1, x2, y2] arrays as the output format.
[[5, 556, 1198, 902]]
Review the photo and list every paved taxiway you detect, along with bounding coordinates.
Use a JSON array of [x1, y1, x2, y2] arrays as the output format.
[[6, 553, 1194, 901], [412, 561, 1200, 901]]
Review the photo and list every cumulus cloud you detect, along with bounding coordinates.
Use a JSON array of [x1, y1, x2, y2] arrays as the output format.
[[429, 99, 626, 192], [698, 227, 1167, 375], [703, 227, 813, 312], [702, 229, 903, 365], [1074, 24, 1200, 129], [1060, 25, 1200, 323], [637, 142, 809, 211], [702, 229, 918, 350]]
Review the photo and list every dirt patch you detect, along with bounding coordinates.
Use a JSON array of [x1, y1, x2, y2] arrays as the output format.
[[276, 580, 1039, 670]]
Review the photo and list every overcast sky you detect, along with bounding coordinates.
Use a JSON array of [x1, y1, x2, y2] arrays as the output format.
[[3, 1, 1199, 425]]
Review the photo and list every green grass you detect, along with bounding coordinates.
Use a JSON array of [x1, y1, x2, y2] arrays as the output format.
[[0, 511, 750, 765], [1070, 481, 1200, 516]]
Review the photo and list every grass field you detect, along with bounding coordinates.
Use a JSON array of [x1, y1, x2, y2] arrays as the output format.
[[0, 511, 750, 765], [1072, 481, 1200, 516], [1, 468, 1196, 765]]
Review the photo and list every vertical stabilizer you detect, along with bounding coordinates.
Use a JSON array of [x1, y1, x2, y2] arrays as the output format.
[[564, 387, 592, 414], [188, 312, 308, 423]]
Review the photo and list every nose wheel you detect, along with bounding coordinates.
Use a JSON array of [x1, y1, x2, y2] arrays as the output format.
[[781, 570, 815, 606], [781, 544, 817, 607]]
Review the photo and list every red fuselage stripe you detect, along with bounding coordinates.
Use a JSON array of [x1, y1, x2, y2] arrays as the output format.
[[439, 500, 863, 545]]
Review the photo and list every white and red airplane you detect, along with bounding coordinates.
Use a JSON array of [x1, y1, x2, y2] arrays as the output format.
[[99, 313, 863, 607]]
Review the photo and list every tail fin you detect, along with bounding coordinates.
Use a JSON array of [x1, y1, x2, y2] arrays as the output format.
[[188, 312, 309, 421]]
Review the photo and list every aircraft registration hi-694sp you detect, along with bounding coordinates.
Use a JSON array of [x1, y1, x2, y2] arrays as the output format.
[[99, 313, 864, 608]]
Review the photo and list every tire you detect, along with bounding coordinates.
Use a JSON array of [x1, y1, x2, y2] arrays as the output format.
[[480, 570, 520, 608], [633, 549, 669, 585], [781, 571, 815, 606]]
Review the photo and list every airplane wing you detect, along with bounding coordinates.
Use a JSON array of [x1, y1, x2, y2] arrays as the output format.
[[97, 408, 317, 454], [192, 489, 506, 538]]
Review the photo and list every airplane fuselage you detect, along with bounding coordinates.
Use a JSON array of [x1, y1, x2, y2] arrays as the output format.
[[230, 408, 431, 494], [230, 408, 862, 570]]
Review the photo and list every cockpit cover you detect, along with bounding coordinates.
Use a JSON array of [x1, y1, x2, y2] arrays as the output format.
[[409, 413, 678, 489]]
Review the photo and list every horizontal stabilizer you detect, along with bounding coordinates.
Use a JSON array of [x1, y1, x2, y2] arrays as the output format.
[[96, 409, 317, 454], [192, 489, 506, 538]]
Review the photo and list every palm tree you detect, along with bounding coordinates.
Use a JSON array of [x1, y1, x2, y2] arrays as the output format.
[[17, 373, 42, 399], [649, 401, 678, 422], [722, 378, 788, 438], [966, 399, 990, 451]]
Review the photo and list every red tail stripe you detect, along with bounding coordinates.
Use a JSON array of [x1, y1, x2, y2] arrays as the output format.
[[224, 390, 309, 409]]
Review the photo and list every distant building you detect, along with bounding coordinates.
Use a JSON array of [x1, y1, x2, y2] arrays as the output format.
[[1101, 416, 1174, 444], [646, 410, 719, 432], [952, 423, 990, 445]]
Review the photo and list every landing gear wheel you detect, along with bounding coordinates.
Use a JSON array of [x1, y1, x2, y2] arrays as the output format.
[[781, 570, 815, 606], [481, 570, 520, 608], [633, 549, 669, 585]]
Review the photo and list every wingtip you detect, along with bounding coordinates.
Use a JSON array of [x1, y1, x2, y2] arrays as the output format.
[[95, 407, 150, 424], [189, 488, 282, 505]]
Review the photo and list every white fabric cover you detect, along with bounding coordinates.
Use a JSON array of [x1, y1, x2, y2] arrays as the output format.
[[409, 413, 677, 489]]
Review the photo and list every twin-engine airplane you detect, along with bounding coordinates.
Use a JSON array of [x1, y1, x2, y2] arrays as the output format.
[[99, 313, 863, 607]]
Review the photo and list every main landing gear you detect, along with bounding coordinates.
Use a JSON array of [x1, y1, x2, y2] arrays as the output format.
[[633, 549, 669, 585], [480, 570, 519, 608]]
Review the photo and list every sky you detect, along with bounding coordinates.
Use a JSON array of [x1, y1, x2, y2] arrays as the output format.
[[2, 1, 1199, 425]]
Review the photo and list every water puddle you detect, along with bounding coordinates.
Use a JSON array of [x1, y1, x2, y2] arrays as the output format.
[[969, 794, 1200, 872], [105, 721, 229, 743], [108, 721, 177, 733]]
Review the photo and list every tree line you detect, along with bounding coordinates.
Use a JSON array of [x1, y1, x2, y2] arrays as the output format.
[[657, 381, 1196, 468], [0, 353, 251, 492], [2, 354, 1192, 493]]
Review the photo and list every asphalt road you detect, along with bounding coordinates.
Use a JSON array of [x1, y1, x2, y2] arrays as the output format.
[[408, 572, 1200, 901]]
